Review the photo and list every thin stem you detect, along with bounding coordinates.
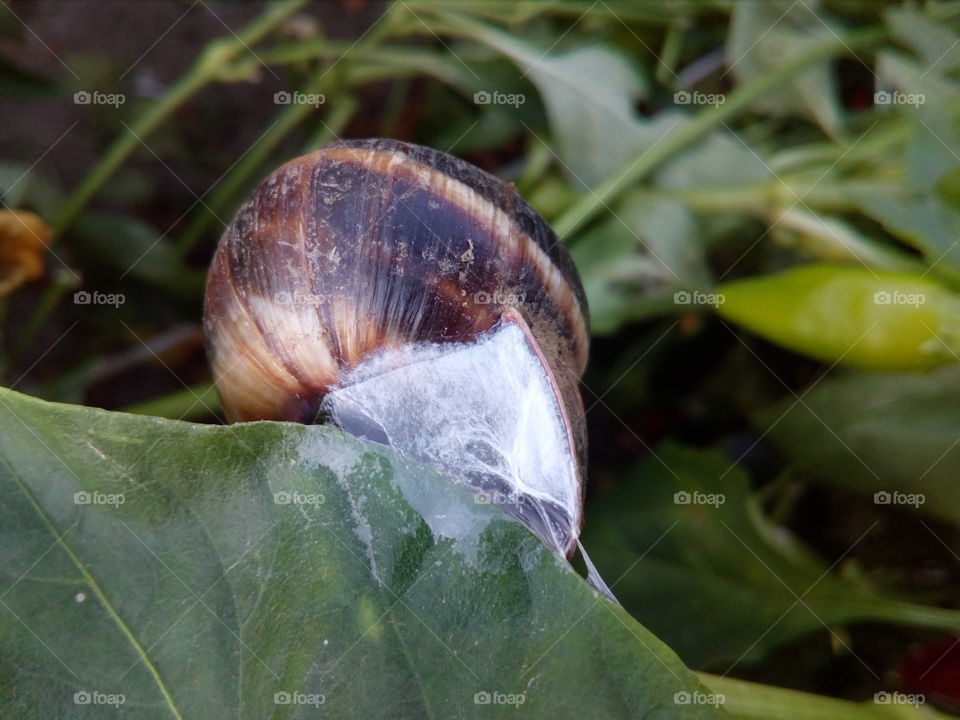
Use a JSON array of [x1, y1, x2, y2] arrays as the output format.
[[53, 0, 308, 236], [175, 69, 353, 256], [414, 9, 885, 239], [302, 94, 359, 152], [550, 26, 887, 239], [402, 0, 718, 25], [836, 593, 960, 635]]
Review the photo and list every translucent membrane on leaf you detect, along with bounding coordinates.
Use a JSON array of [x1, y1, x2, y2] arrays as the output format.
[[321, 314, 582, 557]]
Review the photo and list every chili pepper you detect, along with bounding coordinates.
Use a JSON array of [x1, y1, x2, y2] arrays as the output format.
[[714, 265, 960, 370]]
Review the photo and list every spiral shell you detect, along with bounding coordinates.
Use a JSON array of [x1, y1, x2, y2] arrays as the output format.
[[205, 139, 587, 417], [204, 138, 590, 553]]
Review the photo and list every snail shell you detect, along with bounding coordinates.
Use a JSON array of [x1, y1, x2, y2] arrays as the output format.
[[204, 138, 589, 554]]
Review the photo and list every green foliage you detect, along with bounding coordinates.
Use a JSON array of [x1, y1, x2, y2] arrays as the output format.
[[0, 388, 718, 719], [756, 365, 960, 526], [583, 444, 960, 669], [5, 1, 960, 718]]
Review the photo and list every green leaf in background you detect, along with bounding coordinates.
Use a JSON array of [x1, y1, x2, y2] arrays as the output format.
[[71, 212, 204, 298], [571, 192, 711, 334], [514, 45, 655, 189], [654, 131, 772, 193], [581, 444, 960, 670], [755, 364, 960, 526], [725, 0, 843, 137], [885, 7, 960, 76], [851, 52, 960, 277], [0, 161, 62, 219], [716, 265, 960, 370], [0, 387, 721, 720], [422, 55, 538, 154], [452, 14, 661, 190]]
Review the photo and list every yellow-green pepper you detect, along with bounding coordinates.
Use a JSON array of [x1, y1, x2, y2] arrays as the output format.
[[715, 265, 960, 370]]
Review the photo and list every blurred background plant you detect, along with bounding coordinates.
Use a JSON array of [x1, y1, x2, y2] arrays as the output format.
[[3, 0, 960, 716]]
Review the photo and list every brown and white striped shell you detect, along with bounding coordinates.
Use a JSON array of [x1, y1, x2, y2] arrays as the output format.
[[203, 138, 590, 553]]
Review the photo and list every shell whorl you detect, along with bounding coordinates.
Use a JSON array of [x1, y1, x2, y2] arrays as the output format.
[[204, 138, 589, 425]]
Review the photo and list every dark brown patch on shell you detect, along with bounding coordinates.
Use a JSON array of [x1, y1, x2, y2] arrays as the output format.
[[204, 138, 589, 427]]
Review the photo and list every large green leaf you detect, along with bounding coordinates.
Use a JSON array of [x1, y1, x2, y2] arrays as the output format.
[[0, 387, 721, 719]]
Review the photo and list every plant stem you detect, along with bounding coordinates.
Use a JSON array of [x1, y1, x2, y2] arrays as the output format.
[[697, 673, 951, 720], [176, 7, 407, 254], [548, 26, 886, 239], [838, 593, 960, 634], [245, 43, 474, 88], [302, 94, 359, 151], [402, 0, 716, 25], [53, 0, 308, 236], [175, 70, 354, 256]]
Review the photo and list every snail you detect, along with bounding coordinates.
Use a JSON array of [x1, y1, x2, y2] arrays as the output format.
[[203, 138, 590, 560]]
